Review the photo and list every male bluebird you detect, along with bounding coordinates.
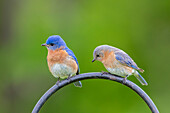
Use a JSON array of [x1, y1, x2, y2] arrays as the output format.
[[92, 45, 148, 85], [41, 35, 82, 87]]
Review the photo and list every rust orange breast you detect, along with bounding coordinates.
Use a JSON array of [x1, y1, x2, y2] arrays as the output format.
[[47, 48, 78, 73], [102, 50, 116, 68], [47, 49, 68, 67]]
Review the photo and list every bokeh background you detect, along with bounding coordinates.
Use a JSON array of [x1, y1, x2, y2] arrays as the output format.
[[1, 0, 170, 113]]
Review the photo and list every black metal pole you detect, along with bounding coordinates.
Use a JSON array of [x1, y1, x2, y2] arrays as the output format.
[[32, 72, 159, 113]]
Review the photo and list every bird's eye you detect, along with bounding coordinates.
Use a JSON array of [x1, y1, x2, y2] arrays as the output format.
[[96, 54, 100, 57], [50, 43, 54, 46]]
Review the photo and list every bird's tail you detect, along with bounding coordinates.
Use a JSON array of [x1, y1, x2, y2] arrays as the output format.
[[134, 71, 148, 85], [74, 81, 82, 88]]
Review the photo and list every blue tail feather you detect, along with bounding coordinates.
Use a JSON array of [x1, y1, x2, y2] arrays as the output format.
[[134, 71, 148, 85]]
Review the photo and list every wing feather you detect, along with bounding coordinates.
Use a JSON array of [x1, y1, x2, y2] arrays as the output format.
[[115, 51, 139, 70], [64, 47, 80, 74]]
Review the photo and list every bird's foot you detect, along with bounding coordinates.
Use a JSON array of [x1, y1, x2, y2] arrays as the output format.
[[67, 75, 71, 83], [101, 71, 110, 75], [122, 76, 128, 85], [56, 80, 60, 86], [122, 78, 126, 85], [67, 75, 71, 80]]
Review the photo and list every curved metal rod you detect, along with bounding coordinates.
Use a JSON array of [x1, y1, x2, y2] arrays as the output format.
[[32, 72, 159, 113]]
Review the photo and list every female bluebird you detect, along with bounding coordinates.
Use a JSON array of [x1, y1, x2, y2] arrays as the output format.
[[42, 35, 82, 87], [92, 45, 148, 85]]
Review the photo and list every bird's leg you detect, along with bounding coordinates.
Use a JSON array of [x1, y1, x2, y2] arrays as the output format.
[[67, 75, 72, 83], [122, 75, 128, 85], [67, 75, 71, 80], [56, 77, 60, 85]]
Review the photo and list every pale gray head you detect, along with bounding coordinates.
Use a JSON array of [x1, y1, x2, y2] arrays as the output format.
[[92, 45, 113, 62]]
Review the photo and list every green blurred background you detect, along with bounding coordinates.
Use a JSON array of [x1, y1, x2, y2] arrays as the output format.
[[1, 0, 170, 113]]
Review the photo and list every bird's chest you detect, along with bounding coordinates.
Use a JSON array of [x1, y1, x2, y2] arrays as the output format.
[[47, 49, 67, 64], [102, 52, 117, 68], [47, 49, 78, 79]]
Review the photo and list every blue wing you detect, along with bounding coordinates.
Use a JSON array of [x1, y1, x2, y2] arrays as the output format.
[[115, 51, 139, 70], [64, 47, 80, 74]]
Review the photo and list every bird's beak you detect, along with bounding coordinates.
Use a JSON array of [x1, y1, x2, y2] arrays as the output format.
[[92, 58, 96, 62], [41, 43, 47, 46]]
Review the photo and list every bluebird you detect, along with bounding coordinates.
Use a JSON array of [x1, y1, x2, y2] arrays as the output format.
[[92, 45, 148, 85], [41, 35, 82, 87]]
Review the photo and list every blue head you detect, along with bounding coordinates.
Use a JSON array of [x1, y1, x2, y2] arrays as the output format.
[[42, 35, 67, 50]]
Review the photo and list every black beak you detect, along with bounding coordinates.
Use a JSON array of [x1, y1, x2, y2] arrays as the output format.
[[92, 59, 96, 62], [41, 43, 47, 46]]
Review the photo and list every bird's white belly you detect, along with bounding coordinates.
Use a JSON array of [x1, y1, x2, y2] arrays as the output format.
[[50, 63, 75, 79], [107, 67, 134, 77]]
